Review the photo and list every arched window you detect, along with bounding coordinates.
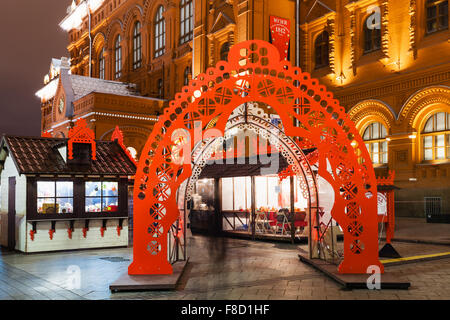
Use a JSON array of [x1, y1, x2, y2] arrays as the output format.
[[114, 35, 122, 79], [154, 6, 166, 58], [422, 112, 450, 160], [426, 0, 448, 34], [184, 66, 191, 86], [133, 22, 142, 70], [363, 15, 381, 53], [220, 42, 230, 61], [314, 31, 329, 69], [98, 48, 105, 80], [180, 0, 193, 44], [363, 122, 388, 164]]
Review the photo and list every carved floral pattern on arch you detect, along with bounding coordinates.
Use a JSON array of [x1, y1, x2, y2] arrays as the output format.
[[128, 40, 383, 276]]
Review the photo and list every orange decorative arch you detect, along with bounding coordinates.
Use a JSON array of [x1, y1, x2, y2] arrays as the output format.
[[111, 126, 138, 166], [41, 131, 52, 138], [128, 40, 383, 275]]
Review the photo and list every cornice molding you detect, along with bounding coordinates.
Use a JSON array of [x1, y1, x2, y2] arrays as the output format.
[[335, 69, 450, 107]]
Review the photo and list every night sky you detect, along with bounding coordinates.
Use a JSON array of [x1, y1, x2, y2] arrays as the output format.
[[0, 1, 69, 136]]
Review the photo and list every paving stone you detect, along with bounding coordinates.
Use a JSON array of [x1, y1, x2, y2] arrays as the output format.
[[1, 234, 450, 300]]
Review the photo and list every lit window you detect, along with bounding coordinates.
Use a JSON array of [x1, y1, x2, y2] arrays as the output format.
[[98, 48, 105, 80], [363, 122, 388, 164], [115, 35, 122, 79], [180, 0, 193, 44], [154, 6, 166, 58], [221, 177, 252, 211], [133, 22, 142, 69], [363, 15, 381, 53], [426, 0, 449, 34], [314, 31, 329, 69], [422, 112, 450, 161], [85, 181, 119, 213], [254, 176, 291, 210], [37, 181, 74, 214]]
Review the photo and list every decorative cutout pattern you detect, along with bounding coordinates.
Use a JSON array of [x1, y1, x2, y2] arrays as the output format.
[[128, 40, 383, 275], [68, 118, 96, 160]]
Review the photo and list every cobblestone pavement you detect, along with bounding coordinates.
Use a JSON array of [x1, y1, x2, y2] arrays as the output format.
[[387, 217, 450, 245], [0, 235, 450, 300]]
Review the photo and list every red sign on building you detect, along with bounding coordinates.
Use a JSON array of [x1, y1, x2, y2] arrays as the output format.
[[269, 16, 291, 61]]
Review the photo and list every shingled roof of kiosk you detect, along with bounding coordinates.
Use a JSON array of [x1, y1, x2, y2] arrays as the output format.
[[0, 135, 136, 176]]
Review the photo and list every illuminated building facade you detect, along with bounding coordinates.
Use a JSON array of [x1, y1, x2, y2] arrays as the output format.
[[58, 0, 297, 96], [299, 0, 450, 219], [38, 0, 297, 159], [36, 57, 164, 159], [38, 0, 449, 218]]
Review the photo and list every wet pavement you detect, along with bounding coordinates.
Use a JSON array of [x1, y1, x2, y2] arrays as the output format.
[[0, 234, 450, 300]]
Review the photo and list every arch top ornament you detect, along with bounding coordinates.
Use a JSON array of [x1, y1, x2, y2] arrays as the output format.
[[105, 19, 124, 48], [123, 4, 145, 36], [129, 40, 383, 276], [348, 99, 396, 132], [398, 86, 450, 130], [143, 0, 169, 22]]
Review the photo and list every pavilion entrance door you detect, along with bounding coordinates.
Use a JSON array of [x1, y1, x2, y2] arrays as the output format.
[[7, 177, 16, 250]]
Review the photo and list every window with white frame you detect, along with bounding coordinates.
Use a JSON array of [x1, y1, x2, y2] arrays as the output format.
[[98, 48, 105, 80], [115, 35, 122, 79], [133, 21, 142, 69], [154, 6, 166, 58], [85, 181, 119, 213], [422, 112, 450, 161], [363, 122, 388, 164], [37, 181, 74, 214], [180, 0, 193, 44]]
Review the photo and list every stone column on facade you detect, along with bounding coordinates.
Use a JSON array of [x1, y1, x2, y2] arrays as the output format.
[[300, 24, 309, 73], [327, 17, 336, 76], [209, 37, 216, 67], [409, 0, 417, 59], [349, 9, 356, 76], [165, 2, 177, 53], [143, 19, 151, 68], [228, 31, 235, 46], [381, 0, 390, 59]]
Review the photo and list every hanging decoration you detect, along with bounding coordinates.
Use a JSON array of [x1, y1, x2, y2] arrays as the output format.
[[269, 16, 291, 61]]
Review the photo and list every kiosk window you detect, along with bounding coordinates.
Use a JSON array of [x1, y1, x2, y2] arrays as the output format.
[[37, 181, 73, 214], [221, 177, 252, 211], [85, 181, 119, 213]]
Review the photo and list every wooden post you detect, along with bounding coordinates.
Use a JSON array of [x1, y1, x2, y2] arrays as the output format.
[[290, 176, 295, 244], [251, 176, 256, 240]]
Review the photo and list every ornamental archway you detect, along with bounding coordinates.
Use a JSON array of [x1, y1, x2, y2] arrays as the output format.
[[178, 102, 320, 255], [128, 40, 383, 275]]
